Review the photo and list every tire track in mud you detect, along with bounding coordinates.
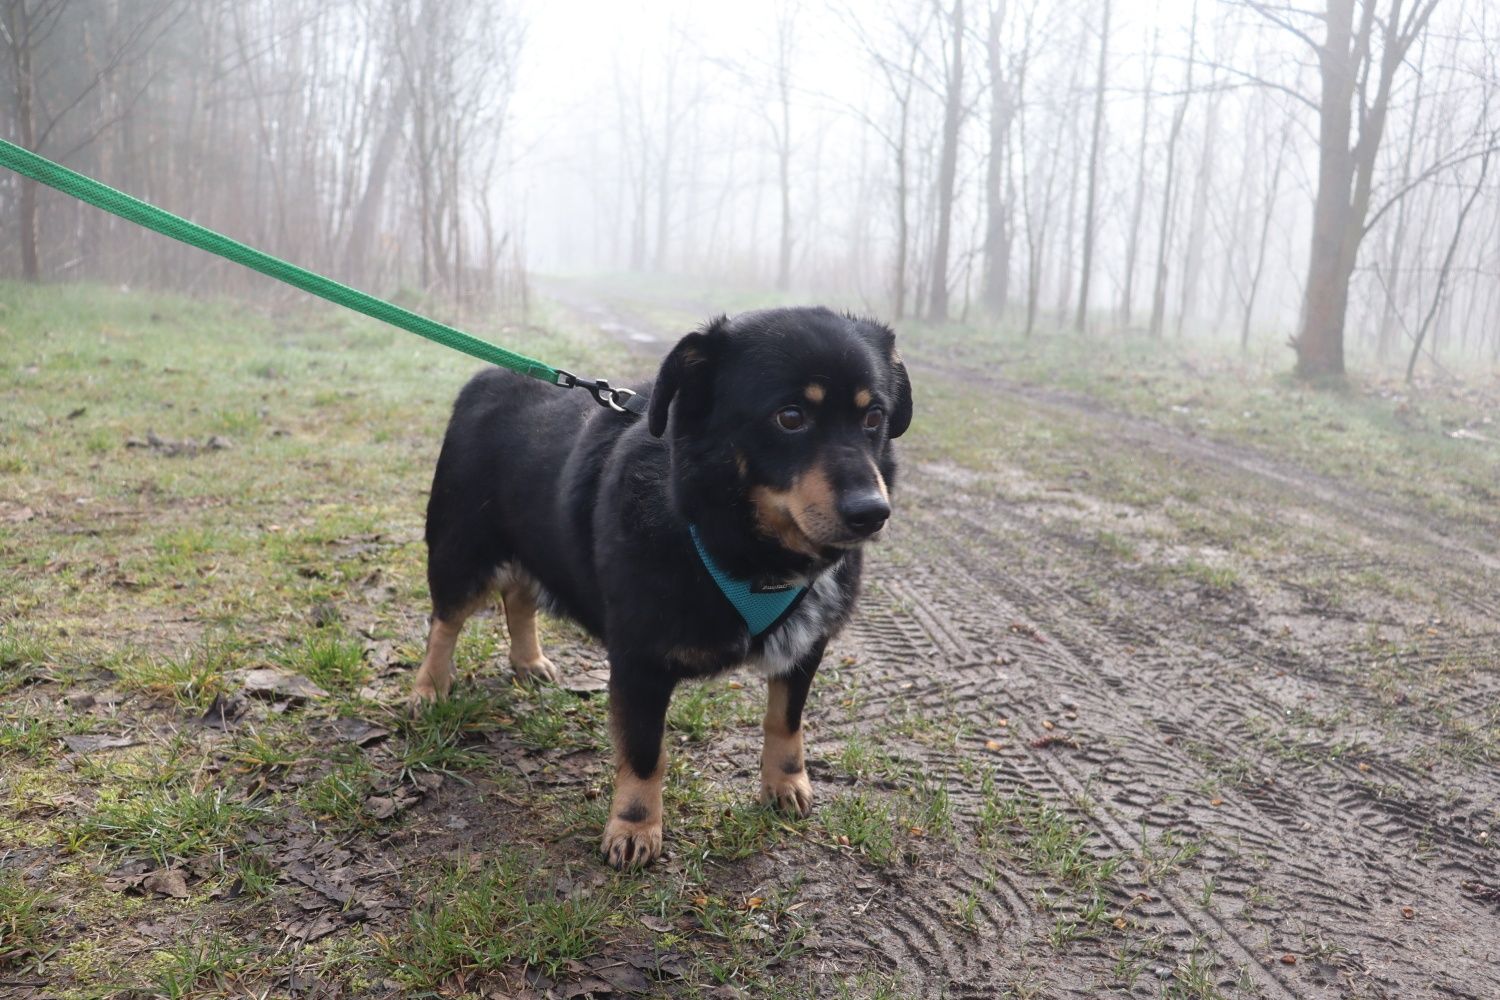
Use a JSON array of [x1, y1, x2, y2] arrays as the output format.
[[843, 474, 1500, 998]]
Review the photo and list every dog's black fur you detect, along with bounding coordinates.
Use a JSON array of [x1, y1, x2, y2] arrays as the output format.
[[415, 306, 912, 867]]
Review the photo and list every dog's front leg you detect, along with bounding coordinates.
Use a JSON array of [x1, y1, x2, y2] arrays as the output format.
[[602, 664, 676, 869], [760, 640, 826, 817]]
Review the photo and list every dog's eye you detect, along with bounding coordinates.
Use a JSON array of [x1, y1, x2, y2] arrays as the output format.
[[775, 406, 807, 432], [863, 408, 884, 431]]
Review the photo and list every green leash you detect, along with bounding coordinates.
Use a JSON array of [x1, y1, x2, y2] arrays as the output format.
[[0, 138, 645, 414]]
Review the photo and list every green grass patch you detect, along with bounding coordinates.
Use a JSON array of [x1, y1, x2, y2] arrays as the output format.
[[0, 869, 55, 969], [80, 783, 258, 864], [384, 850, 629, 986]]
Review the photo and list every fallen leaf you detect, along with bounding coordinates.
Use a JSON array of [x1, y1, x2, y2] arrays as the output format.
[[639, 914, 673, 933], [62, 734, 136, 753], [143, 868, 190, 899], [330, 717, 390, 746], [200, 692, 248, 730], [743, 897, 764, 911], [364, 795, 399, 820]]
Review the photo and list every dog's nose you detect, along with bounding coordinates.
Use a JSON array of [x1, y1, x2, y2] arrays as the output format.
[[838, 492, 891, 537]]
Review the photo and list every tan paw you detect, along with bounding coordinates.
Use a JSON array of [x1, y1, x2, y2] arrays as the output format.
[[601, 814, 663, 869], [511, 654, 560, 685], [407, 663, 455, 715], [759, 768, 813, 817]]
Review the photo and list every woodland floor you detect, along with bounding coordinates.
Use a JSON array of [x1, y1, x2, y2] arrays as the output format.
[[1, 277, 1497, 1000]]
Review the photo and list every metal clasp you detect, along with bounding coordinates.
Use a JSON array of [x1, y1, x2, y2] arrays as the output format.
[[554, 369, 638, 413]]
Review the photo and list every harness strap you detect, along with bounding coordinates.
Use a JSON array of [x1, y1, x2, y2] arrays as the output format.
[[689, 525, 809, 637]]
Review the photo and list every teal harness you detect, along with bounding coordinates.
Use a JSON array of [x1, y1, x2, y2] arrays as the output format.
[[689, 525, 808, 637]]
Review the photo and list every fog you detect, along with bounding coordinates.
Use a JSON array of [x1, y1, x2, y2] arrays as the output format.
[[3, 0, 1497, 377]]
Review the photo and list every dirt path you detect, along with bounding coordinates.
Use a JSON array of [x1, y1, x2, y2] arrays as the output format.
[[546, 281, 1500, 999]]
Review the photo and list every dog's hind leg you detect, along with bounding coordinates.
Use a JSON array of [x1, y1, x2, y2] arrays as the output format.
[[409, 538, 498, 711], [408, 600, 484, 711], [500, 570, 560, 684]]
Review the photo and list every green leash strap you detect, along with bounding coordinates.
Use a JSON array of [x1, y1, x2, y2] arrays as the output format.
[[0, 137, 579, 389]]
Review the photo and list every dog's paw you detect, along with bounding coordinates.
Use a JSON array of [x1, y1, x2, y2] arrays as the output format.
[[601, 815, 663, 870], [511, 655, 560, 685], [759, 769, 814, 818], [407, 663, 455, 716]]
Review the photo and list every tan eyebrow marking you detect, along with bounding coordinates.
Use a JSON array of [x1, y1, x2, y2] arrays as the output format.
[[803, 383, 826, 404], [854, 388, 872, 409]]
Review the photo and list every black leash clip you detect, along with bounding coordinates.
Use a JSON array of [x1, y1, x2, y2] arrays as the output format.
[[555, 369, 643, 414]]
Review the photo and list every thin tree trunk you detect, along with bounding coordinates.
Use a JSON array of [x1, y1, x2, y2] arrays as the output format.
[[1074, 0, 1111, 331], [1406, 143, 1492, 381], [1120, 26, 1157, 327], [1149, 1, 1197, 337], [1242, 119, 1290, 351], [926, 0, 964, 322], [981, 0, 1012, 315], [7, 0, 41, 281]]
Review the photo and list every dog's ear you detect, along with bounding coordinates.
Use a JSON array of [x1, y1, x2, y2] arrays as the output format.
[[648, 317, 726, 438], [851, 316, 913, 440], [888, 347, 913, 439]]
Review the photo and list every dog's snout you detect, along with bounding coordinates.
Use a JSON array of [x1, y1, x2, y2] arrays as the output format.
[[838, 491, 890, 537]]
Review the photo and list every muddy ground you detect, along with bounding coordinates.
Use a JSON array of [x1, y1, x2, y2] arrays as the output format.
[[1, 279, 1497, 999]]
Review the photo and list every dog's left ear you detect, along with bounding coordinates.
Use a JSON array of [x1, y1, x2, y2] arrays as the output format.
[[648, 317, 726, 438], [854, 318, 913, 439], [888, 347, 913, 439]]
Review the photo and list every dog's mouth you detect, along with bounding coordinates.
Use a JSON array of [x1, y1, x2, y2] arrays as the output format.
[[750, 485, 880, 556]]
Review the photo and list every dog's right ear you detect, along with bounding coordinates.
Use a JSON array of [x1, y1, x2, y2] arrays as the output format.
[[648, 317, 726, 438]]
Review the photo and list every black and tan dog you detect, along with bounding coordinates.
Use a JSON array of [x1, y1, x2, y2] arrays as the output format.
[[408, 307, 912, 867]]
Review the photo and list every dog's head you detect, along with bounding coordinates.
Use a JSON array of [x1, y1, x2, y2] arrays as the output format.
[[649, 307, 912, 560]]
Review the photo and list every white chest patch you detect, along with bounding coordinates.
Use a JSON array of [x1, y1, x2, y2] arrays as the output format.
[[744, 570, 845, 678]]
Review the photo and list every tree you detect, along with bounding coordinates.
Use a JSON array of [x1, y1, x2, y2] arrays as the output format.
[[925, 0, 964, 322], [1148, 1, 1198, 337], [1245, 0, 1440, 378], [1073, 0, 1110, 331], [980, 0, 1015, 315]]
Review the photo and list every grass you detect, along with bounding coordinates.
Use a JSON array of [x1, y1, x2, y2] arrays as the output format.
[[80, 783, 257, 865], [384, 850, 628, 985], [301, 756, 379, 831], [0, 869, 55, 968], [284, 631, 369, 692]]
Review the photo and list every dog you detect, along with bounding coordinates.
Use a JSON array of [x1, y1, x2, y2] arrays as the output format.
[[408, 306, 912, 868]]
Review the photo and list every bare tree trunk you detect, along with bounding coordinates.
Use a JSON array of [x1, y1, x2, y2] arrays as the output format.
[[1073, 0, 1111, 331], [773, 4, 796, 292], [1148, 1, 1197, 337], [1175, 87, 1220, 336], [981, 0, 1012, 316], [1120, 26, 1157, 327], [1406, 142, 1492, 381], [345, 87, 407, 285], [1242, 118, 1290, 351], [5, 0, 41, 280], [926, 0, 964, 322]]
